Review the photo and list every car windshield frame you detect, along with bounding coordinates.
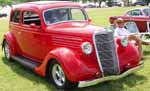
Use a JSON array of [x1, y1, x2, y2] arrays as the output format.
[[43, 7, 88, 25]]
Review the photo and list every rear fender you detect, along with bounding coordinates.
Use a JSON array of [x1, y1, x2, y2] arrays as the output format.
[[1, 39, 5, 50], [2, 32, 17, 56]]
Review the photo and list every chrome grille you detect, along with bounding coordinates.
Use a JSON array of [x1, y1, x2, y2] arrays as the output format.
[[94, 31, 120, 76]]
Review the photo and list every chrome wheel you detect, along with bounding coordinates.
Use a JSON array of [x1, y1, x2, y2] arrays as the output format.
[[4, 41, 10, 60], [48, 61, 78, 89], [52, 64, 66, 87]]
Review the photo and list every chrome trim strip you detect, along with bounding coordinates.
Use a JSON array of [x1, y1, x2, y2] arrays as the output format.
[[51, 36, 83, 41], [93, 31, 104, 77], [130, 33, 150, 35], [114, 37, 120, 74], [78, 62, 144, 88], [146, 21, 150, 32], [93, 31, 120, 76]]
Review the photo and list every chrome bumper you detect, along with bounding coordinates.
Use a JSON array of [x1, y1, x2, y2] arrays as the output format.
[[78, 61, 144, 88]]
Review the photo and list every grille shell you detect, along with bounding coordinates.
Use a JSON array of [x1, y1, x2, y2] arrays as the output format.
[[94, 31, 120, 76]]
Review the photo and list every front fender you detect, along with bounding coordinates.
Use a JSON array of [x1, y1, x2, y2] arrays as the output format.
[[35, 47, 98, 82], [115, 38, 141, 73]]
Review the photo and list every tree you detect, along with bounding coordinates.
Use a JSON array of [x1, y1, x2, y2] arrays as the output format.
[[72, 0, 80, 2], [0, 0, 12, 6], [144, 0, 150, 5], [98, 0, 106, 7], [0, 0, 39, 6]]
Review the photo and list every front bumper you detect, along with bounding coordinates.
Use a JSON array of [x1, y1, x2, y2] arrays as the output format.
[[78, 61, 144, 88]]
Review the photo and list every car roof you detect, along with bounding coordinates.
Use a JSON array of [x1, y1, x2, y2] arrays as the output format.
[[128, 7, 149, 11], [27, 1, 72, 5], [13, 1, 81, 11]]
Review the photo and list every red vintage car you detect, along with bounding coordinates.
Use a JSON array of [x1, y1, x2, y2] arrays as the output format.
[[110, 8, 150, 33], [2, 1, 143, 89]]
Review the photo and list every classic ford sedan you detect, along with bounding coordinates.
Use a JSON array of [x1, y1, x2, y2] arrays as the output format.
[[2, 1, 143, 89]]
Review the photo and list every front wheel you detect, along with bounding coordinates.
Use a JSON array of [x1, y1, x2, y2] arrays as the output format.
[[48, 61, 78, 89], [3, 41, 11, 60]]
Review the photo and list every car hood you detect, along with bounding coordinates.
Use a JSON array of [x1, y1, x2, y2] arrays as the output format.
[[45, 22, 105, 38]]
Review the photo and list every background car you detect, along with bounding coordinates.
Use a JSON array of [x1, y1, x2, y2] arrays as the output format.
[[107, 2, 121, 7], [0, 13, 7, 18], [110, 8, 150, 33], [125, 8, 150, 16], [132, 2, 147, 6], [82, 2, 99, 8]]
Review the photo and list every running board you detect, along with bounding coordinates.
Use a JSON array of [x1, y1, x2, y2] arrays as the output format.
[[12, 56, 41, 70]]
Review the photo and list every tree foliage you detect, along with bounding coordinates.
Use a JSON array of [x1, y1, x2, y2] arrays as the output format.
[[144, 0, 150, 4], [81, 0, 106, 3], [0, 0, 12, 6], [0, 0, 37, 6]]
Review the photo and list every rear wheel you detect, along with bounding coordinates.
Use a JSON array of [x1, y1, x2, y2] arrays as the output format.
[[48, 61, 78, 89], [3, 41, 11, 60]]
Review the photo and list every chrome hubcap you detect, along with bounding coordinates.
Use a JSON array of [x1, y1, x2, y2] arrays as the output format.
[[52, 64, 65, 86], [4, 42, 10, 59]]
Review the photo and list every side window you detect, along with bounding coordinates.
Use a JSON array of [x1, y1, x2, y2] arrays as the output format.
[[131, 10, 142, 16], [143, 9, 150, 16], [127, 11, 132, 16], [12, 10, 20, 23], [125, 22, 139, 33], [23, 11, 41, 26], [71, 9, 85, 21]]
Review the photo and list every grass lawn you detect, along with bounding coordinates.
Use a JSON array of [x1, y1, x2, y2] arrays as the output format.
[[0, 7, 150, 91]]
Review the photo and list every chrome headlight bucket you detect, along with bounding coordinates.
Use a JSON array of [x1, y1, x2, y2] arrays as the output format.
[[121, 36, 128, 47], [81, 42, 93, 55]]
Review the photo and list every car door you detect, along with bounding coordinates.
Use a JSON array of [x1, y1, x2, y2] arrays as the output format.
[[18, 10, 45, 61], [10, 10, 23, 54]]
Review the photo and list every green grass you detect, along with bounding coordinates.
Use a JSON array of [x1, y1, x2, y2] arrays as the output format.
[[0, 7, 150, 91]]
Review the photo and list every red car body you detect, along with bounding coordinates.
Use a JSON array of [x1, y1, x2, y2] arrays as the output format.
[[110, 8, 150, 32], [2, 1, 143, 88]]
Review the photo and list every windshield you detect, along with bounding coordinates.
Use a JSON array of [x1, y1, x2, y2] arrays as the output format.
[[43, 8, 87, 25], [143, 8, 150, 16]]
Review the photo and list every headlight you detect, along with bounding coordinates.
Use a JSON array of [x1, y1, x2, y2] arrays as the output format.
[[121, 36, 128, 47], [81, 42, 93, 55]]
